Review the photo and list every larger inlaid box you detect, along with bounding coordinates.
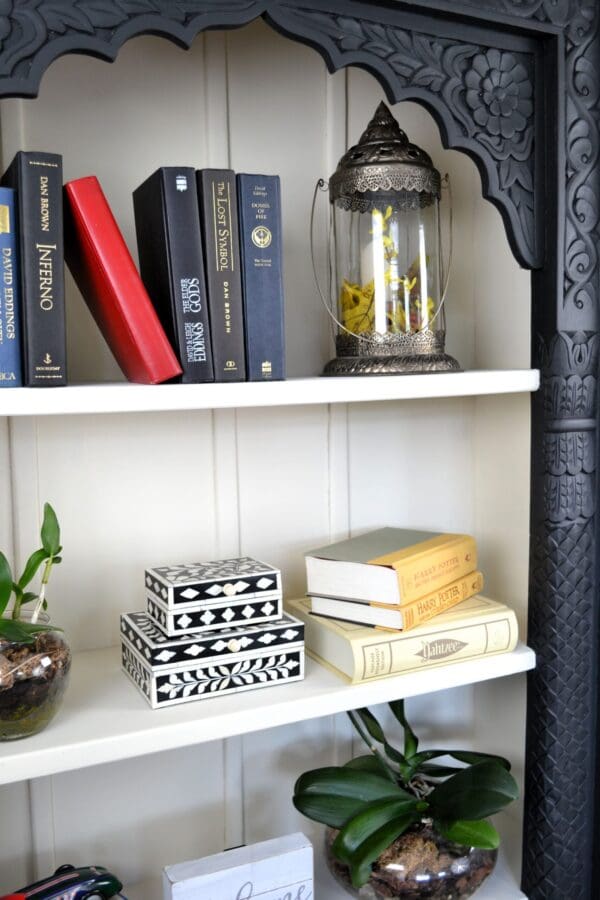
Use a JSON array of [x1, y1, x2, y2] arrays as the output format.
[[121, 610, 304, 709]]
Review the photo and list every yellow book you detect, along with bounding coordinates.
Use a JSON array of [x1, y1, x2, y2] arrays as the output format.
[[305, 527, 477, 606], [286, 594, 518, 684], [309, 571, 484, 631]]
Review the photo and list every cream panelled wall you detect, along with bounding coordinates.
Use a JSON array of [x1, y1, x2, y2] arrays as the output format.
[[0, 21, 530, 896]]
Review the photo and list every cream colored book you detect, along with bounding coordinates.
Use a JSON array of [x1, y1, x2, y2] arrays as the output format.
[[285, 594, 518, 684]]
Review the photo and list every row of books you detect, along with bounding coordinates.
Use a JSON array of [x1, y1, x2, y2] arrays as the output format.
[[0, 151, 286, 387], [287, 527, 518, 683]]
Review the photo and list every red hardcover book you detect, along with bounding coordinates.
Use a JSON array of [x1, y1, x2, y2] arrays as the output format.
[[64, 175, 182, 384]]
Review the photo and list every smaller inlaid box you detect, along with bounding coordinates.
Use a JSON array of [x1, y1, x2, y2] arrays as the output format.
[[146, 557, 282, 636], [146, 557, 282, 606], [121, 611, 304, 709], [147, 592, 283, 637]]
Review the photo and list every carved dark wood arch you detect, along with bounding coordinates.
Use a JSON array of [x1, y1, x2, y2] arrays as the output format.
[[0, 2, 597, 899], [0, 0, 541, 268]]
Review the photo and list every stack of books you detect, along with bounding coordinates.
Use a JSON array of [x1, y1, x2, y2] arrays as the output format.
[[0, 151, 286, 388], [121, 557, 305, 709], [288, 527, 518, 683]]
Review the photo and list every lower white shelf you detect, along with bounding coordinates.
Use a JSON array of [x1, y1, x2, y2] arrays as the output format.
[[0, 642, 534, 785]]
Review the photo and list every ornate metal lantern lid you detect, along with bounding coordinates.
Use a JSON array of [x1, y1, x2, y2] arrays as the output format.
[[329, 102, 441, 212]]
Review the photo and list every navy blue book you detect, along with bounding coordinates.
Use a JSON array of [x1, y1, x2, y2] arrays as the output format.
[[0, 187, 23, 388], [236, 173, 285, 381], [0, 186, 22, 386]]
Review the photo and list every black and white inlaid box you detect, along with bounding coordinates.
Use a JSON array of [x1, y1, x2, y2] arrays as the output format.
[[121, 610, 304, 709], [145, 557, 282, 636]]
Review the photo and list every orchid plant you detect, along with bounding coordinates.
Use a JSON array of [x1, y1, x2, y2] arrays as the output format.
[[0, 503, 62, 643], [293, 700, 518, 888]]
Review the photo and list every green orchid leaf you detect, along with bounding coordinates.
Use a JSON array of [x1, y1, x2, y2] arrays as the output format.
[[448, 750, 511, 770], [411, 749, 510, 771], [352, 707, 385, 743], [0, 618, 54, 644], [388, 700, 419, 758], [292, 792, 368, 828], [345, 755, 395, 780], [333, 797, 421, 863], [19, 592, 39, 606], [419, 762, 463, 778], [294, 768, 410, 805], [428, 762, 518, 822], [346, 814, 418, 888], [435, 818, 500, 850], [17, 548, 48, 591], [0, 552, 13, 617], [41, 503, 60, 557]]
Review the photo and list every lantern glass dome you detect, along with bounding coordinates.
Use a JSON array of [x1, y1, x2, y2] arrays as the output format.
[[323, 103, 460, 375]]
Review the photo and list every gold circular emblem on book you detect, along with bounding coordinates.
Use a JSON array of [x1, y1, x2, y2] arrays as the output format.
[[252, 225, 272, 248]]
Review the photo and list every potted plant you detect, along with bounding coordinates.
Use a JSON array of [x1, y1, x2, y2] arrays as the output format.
[[293, 701, 518, 899], [0, 503, 70, 741]]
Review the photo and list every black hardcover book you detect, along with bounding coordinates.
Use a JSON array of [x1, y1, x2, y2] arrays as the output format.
[[1, 151, 66, 386], [133, 167, 214, 383], [197, 169, 247, 381], [237, 174, 285, 381]]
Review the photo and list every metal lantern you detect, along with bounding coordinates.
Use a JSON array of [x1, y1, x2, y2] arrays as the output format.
[[319, 102, 461, 376]]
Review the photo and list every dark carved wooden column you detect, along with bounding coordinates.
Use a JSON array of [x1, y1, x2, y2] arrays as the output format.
[[0, 1, 596, 897]]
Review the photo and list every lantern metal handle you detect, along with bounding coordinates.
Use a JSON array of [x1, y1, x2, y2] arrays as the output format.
[[439, 173, 453, 309], [310, 177, 341, 336], [310, 174, 453, 338]]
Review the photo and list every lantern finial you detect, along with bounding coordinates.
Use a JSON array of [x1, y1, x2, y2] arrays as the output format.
[[329, 102, 441, 212], [358, 101, 409, 146]]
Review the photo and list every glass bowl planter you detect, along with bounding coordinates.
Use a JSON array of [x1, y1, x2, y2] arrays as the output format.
[[325, 822, 498, 899], [0, 613, 71, 740]]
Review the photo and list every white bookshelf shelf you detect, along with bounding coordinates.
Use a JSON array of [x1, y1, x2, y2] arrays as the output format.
[[0, 643, 534, 786], [0, 370, 539, 417]]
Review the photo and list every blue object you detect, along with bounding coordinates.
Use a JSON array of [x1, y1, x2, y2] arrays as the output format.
[[0, 186, 21, 387], [237, 173, 285, 381]]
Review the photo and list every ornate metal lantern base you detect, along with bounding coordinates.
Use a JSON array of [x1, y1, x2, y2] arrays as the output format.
[[323, 330, 462, 376]]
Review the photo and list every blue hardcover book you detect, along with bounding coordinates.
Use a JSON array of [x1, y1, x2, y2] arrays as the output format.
[[0, 186, 22, 387], [237, 173, 285, 381]]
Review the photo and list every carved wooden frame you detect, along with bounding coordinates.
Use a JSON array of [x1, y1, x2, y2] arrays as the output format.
[[0, 1, 596, 897]]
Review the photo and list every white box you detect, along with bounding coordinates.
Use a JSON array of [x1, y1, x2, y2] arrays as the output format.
[[163, 832, 313, 900]]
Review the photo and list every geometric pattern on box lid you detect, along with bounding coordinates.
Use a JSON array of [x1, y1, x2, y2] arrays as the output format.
[[121, 610, 304, 669], [145, 557, 281, 608], [146, 593, 282, 636]]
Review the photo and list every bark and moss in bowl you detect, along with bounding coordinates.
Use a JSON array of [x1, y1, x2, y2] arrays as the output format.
[[0, 503, 70, 740], [293, 702, 518, 898]]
